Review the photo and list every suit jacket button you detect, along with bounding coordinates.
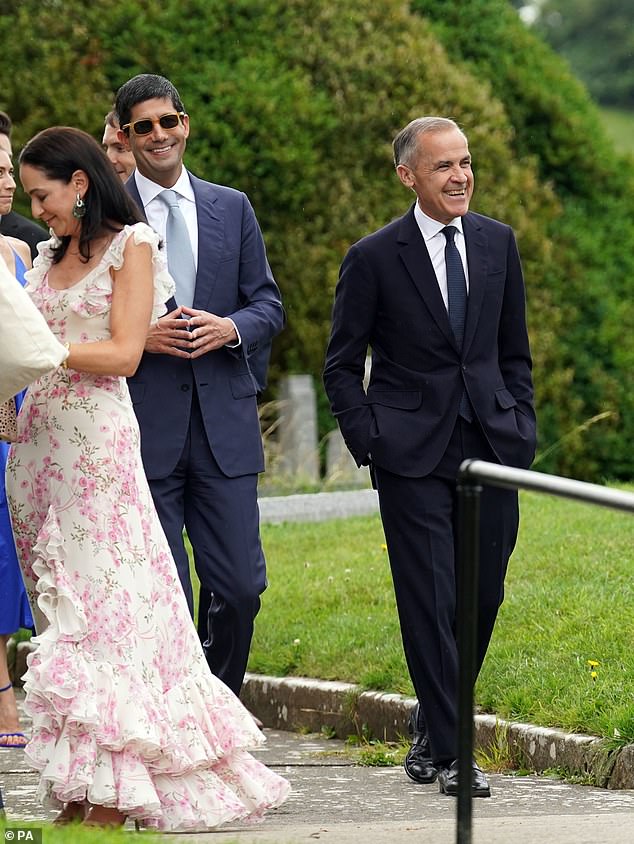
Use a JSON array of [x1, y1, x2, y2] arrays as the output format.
[[180, 384, 190, 392]]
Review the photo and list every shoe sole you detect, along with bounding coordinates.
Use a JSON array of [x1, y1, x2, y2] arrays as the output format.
[[404, 765, 439, 784], [438, 783, 491, 798]]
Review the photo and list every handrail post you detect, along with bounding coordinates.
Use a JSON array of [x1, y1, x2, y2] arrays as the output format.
[[456, 467, 482, 844], [452, 458, 634, 842]]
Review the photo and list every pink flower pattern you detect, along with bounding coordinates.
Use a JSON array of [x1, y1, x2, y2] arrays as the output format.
[[5, 224, 289, 830]]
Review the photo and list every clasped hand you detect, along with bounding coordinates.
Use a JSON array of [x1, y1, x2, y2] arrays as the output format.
[[145, 306, 238, 358]]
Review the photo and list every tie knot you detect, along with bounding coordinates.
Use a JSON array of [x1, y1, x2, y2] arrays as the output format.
[[442, 225, 458, 244], [160, 189, 180, 209]]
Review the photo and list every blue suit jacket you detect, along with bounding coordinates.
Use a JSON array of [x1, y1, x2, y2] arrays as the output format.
[[126, 172, 284, 479], [323, 206, 536, 476]]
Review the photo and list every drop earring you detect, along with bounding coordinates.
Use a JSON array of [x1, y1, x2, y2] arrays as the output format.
[[72, 192, 86, 219]]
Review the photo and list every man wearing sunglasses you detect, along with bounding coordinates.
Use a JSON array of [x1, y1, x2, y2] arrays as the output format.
[[114, 74, 284, 698]]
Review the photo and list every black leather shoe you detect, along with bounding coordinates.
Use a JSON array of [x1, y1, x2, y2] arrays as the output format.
[[404, 703, 438, 784], [437, 759, 491, 798]]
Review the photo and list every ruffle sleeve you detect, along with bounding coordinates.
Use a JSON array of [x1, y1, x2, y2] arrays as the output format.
[[91, 223, 175, 323], [24, 237, 57, 291]]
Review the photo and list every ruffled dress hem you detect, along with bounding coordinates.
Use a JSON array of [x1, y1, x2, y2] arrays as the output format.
[[19, 441, 289, 831]]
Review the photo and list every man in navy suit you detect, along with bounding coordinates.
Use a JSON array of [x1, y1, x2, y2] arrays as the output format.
[[114, 74, 284, 696], [324, 117, 536, 798]]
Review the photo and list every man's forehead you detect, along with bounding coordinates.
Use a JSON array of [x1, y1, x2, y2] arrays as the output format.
[[0, 134, 12, 157], [420, 135, 470, 165], [129, 97, 175, 118], [102, 125, 119, 144]]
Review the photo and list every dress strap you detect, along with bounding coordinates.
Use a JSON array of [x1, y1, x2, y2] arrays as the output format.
[[11, 248, 28, 286]]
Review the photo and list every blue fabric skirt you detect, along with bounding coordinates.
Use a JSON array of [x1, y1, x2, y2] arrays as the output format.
[[1, 250, 34, 635]]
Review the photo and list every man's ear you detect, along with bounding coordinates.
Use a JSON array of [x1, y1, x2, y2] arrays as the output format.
[[396, 164, 415, 190], [117, 128, 132, 150]]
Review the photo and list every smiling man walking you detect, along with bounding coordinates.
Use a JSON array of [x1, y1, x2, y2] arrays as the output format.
[[114, 74, 284, 698], [323, 116, 536, 798]]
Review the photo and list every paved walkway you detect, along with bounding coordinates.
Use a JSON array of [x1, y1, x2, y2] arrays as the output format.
[[258, 488, 378, 524], [3, 705, 634, 843]]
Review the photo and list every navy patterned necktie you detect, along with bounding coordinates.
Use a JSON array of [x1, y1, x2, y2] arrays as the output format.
[[442, 225, 472, 421], [442, 225, 467, 350]]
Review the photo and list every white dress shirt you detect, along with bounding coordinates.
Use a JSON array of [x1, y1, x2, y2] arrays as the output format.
[[134, 167, 198, 271], [413, 202, 469, 310]]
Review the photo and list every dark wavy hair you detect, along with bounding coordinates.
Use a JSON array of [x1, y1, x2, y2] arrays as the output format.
[[115, 74, 185, 129], [19, 126, 143, 264], [0, 110, 12, 138]]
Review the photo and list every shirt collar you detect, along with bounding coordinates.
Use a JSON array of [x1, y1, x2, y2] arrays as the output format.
[[134, 167, 195, 209], [414, 202, 465, 242]]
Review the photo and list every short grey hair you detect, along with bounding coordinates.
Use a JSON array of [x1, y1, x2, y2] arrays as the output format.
[[393, 117, 467, 168]]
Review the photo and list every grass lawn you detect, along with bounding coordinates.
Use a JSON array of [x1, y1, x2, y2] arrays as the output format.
[[0, 820, 162, 843], [233, 489, 634, 745]]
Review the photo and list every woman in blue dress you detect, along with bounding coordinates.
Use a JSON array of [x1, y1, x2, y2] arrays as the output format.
[[0, 147, 34, 748]]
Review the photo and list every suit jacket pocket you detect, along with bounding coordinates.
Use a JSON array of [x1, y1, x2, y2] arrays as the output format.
[[364, 389, 423, 410], [494, 388, 517, 410], [230, 373, 257, 399], [334, 404, 374, 467]]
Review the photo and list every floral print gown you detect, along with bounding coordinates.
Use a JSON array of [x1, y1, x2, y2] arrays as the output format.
[[5, 223, 289, 831]]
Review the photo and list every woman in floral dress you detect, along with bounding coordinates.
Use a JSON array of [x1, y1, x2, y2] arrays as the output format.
[[5, 127, 289, 829]]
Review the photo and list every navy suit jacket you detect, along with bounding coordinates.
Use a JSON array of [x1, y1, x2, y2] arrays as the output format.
[[0, 211, 47, 261], [323, 206, 536, 476], [126, 172, 284, 479]]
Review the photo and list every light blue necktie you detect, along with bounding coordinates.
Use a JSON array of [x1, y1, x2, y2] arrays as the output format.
[[442, 225, 472, 422], [160, 189, 196, 309]]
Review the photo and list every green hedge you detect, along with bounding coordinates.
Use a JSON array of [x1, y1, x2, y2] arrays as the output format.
[[1, 0, 631, 479]]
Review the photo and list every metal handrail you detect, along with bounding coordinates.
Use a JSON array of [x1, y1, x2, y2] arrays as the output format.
[[455, 459, 634, 844]]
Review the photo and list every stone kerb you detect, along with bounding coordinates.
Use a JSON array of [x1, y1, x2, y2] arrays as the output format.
[[241, 674, 361, 736], [610, 745, 634, 789], [242, 673, 633, 789], [474, 715, 615, 786]]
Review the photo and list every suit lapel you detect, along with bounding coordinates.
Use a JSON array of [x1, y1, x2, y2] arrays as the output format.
[[397, 206, 456, 348], [125, 177, 147, 222], [462, 213, 487, 356], [189, 174, 224, 311]]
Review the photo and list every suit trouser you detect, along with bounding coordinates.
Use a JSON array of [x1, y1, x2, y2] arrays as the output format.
[[373, 417, 519, 765], [147, 390, 266, 695]]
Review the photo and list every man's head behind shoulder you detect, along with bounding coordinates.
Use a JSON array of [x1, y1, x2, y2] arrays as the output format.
[[102, 110, 136, 183], [393, 116, 474, 225], [0, 110, 13, 157], [114, 74, 189, 189]]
